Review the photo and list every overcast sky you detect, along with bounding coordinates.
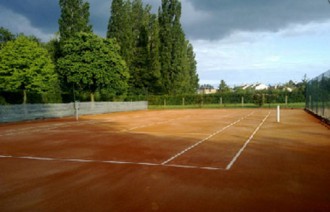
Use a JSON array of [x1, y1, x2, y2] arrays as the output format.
[[1, 0, 330, 86]]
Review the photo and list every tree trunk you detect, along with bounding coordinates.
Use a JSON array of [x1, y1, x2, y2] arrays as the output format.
[[90, 92, 95, 102], [23, 89, 27, 104]]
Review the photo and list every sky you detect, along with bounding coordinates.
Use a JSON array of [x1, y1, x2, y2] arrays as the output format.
[[1, 0, 330, 87]]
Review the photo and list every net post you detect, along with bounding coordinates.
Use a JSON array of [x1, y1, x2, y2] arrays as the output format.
[[277, 105, 280, 123]]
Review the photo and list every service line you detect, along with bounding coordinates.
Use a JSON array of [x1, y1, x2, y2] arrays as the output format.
[[225, 111, 271, 170], [124, 109, 241, 132], [161, 111, 255, 165]]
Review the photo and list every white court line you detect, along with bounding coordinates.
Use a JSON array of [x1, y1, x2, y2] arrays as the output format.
[[0, 111, 270, 172], [0, 155, 225, 171], [161, 111, 255, 165], [166, 164, 225, 171], [0, 121, 94, 137], [225, 111, 271, 170], [0, 155, 159, 166], [124, 110, 241, 132]]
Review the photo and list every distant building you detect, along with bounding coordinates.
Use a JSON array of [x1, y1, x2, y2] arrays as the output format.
[[283, 87, 293, 92], [255, 83, 269, 90], [240, 83, 269, 91], [198, 88, 217, 94]]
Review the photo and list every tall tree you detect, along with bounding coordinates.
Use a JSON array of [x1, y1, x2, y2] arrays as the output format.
[[218, 80, 230, 93], [57, 32, 129, 102], [145, 14, 162, 94], [107, 0, 198, 95], [0, 36, 59, 104], [108, 0, 162, 95], [107, 0, 133, 68], [185, 42, 199, 93], [158, 0, 190, 94], [57, 0, 93, 100], [58, 0, 92, 42], [129, 1, 162, 95]]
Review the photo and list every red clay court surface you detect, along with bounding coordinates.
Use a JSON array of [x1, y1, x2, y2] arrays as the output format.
[[0, 109, 329, 211]]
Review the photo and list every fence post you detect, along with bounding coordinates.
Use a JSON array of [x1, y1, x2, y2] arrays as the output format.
[[285, 95, 288, 106], [74, 101, 79, 121], [241, 96, 244, 107], [262, 94, 265, 106]]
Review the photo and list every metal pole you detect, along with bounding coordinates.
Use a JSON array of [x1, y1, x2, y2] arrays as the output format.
[[277, 105, 280, 123]]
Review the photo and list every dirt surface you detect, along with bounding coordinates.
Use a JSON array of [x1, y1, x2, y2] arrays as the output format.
[[0, 109, 329, 211]]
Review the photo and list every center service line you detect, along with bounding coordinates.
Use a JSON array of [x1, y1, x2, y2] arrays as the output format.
[[225, 111, 271, 170], [161, 111, 255, 165]]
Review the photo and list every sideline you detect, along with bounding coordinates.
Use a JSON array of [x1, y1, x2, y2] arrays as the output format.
[[225, 111, 271, 170], [161, 111, 255, 165], [0, 111, 271, 172]]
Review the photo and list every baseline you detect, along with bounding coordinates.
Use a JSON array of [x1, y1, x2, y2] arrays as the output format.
[[0, 155, 225, 171]]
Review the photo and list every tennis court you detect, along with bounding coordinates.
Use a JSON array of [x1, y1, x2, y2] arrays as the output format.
[[0, 109, 329, 211]]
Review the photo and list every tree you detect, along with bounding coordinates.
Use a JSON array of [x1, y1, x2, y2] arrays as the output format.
[[108, 0, 163, 95], [57, 32, 129, 102], [107, 0, 198, 95], [158, 0, 196, 94], [45, 34, 61, 64], [107, 0, 133, 68], [58, 0, 92, 42], [218, 80, 230, 93], [184, 41, 199, 93], [0, 27, 15, 45], [0, 27, 15, 51], [0, 36, 59, 104], [129, 2, 162, 95], [145, 14, 162, 94]]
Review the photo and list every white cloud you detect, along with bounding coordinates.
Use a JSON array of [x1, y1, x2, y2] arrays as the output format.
[[279, 20, 330, 37], [192, 20, 330, 85], [0, 6, 53, 42]]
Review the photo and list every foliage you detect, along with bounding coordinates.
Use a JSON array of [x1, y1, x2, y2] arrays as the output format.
[[107, 0, 198, 95], [126, 86, 306, 107], [0, 27, 15, 48], [218, 80, 231, 93], [158, 0, 191, 94], [57, 32, 129, 102], [58, 0, 92, 42], [107, 0, 133, 68], [0, 35, 60, 104]]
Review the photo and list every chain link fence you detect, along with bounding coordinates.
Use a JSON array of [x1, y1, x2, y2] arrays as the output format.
[[0, 101, 148, 123], [305, 70, 330, 122]]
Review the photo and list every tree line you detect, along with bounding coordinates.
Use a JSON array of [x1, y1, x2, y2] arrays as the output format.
[[0, 0, 198, 104]]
